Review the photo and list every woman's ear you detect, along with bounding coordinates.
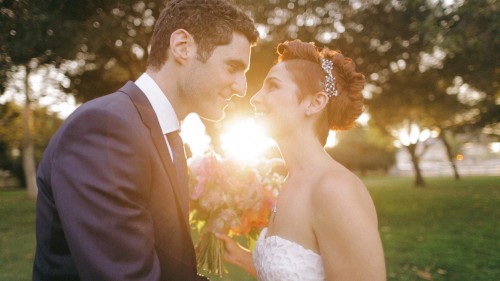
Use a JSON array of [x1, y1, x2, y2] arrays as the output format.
[[305, 91, 329, 116], [169, 29, 196, 64]]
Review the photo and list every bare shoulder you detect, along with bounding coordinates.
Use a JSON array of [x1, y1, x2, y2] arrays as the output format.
[[310, 166, 378, 226], [309, 161, 386, 280], [311, 167, 367, 206]]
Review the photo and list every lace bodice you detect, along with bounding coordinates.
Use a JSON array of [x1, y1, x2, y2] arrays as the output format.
[[252, 228, 326, 281]]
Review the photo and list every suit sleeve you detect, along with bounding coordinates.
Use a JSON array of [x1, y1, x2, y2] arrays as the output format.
[[51, 106, 160, 281]]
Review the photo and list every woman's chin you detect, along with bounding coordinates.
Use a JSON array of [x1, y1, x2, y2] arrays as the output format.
[[252, 115, 269, 127]]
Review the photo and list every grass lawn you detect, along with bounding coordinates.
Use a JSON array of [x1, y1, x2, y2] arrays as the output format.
[[366, 176, 499, 281], [1, 176, 498, 280], [0, 190, 36, 281]]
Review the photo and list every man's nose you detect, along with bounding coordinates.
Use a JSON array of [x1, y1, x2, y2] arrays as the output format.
[[231, 74, 247, 98]]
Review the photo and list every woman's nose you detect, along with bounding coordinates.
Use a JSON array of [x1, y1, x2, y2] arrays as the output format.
[[249, 89, 263, 108]]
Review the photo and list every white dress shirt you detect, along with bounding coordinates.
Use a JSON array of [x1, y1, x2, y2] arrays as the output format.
[[135, 73, 179, 160]]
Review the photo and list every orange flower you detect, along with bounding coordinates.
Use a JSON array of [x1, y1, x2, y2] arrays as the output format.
[[188, 152, 284, 276]]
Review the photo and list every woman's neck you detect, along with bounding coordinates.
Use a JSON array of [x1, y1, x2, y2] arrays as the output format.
[[276, 132, 329, 177]]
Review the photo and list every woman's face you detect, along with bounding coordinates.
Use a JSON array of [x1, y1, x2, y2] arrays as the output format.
[[250, 62, 305, 138]]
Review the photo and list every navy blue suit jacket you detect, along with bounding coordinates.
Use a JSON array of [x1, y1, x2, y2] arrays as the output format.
[[33, 82, 207, 280]]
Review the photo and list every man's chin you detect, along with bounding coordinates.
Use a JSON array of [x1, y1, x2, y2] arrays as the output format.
[[199, 110, 226, 122]]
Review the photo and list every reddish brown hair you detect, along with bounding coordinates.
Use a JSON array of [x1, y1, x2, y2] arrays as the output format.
[[276, 40, 365, 144]]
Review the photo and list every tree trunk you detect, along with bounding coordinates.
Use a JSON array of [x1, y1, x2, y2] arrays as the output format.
[[439, 131, 461, 180], [406, 144, 425, 187], [22, 66, 37, 199]]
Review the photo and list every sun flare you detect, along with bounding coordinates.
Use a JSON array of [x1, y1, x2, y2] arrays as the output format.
[[324, 130, 338, 148], [180, 114, 212, 156], [181, 114, 277, 162], [220, 118, 277, 163]]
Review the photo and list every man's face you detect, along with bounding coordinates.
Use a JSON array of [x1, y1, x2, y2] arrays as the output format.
[[181, 32, 252, 121]]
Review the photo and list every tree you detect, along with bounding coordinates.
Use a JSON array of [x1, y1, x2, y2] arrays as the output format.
[[325, 0, 499, 185], [437, 0, 499, 131], [3, 0, 495, 191], [0, 102, 63, 188], [234, 1, 467, 186], [64, 0, 164, 102], [0, 0, 90, 197], [0, 102, 23, 185], [327, 126, 395, 175], [430, 0, 499, 179]]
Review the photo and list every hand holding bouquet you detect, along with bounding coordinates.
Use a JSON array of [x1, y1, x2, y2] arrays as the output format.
[[188, 153, 284, 276]]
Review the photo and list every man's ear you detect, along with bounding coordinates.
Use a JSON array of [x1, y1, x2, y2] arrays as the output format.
[[169, 29, 196, 64], [305, 91, 329, 116]]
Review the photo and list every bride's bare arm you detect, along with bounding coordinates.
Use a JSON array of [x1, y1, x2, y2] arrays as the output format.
[[312, 175, 386, 281], [216, 233, 257, 276]]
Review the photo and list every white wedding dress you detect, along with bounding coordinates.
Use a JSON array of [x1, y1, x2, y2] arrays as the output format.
[[252, 228, 326, 281]]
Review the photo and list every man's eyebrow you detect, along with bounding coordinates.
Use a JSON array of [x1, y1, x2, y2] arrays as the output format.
[[227, 59, 249, 72]]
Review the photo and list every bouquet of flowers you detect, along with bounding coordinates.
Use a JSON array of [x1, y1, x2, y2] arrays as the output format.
[[188, 152, 284, 276]]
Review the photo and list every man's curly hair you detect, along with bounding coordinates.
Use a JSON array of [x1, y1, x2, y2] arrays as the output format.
[[147, 0, 259, 69]]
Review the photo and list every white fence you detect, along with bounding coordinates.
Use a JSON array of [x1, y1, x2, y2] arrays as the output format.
[[393, 159, 500, 176]]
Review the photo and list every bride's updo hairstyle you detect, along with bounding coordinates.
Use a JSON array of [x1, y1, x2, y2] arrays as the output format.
[[276, 40, 365, 144]]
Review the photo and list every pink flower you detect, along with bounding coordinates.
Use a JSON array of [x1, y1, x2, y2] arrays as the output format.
[[188, 153, 284, 236]]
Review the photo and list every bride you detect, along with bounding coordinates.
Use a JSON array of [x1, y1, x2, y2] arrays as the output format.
[[217, 40, 386, 281]]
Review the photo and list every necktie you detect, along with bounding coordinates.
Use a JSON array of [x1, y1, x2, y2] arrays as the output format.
[[166, 130, 189, 221]]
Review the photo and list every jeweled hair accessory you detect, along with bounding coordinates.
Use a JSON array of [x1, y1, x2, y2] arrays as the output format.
[[320, 58, 338, 98]]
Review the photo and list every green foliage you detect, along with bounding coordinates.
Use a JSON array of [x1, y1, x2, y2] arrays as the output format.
[[438, 0, 499, 129], [0, 102, 22, 149], [0, 102, 63, 185], [0, 0, 89, 88], [357, 0, 497, 134], [327, 126, 396, 174], [32, 108, 64, 160], [1, 0, 496, 125], [0, 0, 497, 214], [0, 102, 24, 185], [64, 0, 165, 102]]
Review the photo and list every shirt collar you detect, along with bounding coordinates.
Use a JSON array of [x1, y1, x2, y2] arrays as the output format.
[[135, 73, 179, 134]]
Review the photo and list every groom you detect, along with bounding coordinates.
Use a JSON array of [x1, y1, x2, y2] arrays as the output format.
[[32, 0, 258, 280]]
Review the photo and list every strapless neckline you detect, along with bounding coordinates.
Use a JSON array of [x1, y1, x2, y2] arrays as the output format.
[[263, 228, 321, 257], [253, 227, 326, 281]]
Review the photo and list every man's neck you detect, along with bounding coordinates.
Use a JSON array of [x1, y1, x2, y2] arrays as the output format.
[[146, 67, 188, 121]]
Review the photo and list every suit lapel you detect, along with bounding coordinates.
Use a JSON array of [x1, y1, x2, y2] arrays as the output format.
[[119, 81, 190, 227]]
